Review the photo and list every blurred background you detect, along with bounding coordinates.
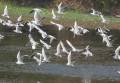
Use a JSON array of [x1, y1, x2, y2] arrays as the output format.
[[0, 0, 120, 16]]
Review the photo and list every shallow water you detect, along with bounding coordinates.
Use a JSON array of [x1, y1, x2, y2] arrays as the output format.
[[0, 25, 120, 83]]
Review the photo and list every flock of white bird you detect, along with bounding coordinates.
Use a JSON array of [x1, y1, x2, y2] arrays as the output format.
[[0, 2, 120, 68]]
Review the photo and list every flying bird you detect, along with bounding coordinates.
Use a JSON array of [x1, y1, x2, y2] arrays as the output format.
[[32, 52, 42, 65], [113, 46, 120, 60], [0, 18, 5, 24], [54, 42, 62, 57], [60, 40, 69, 54], [33, 24, 48, 39], [40, 39, 51, 49], [17, 15, 23, 22], [100, 33, 112, 47], [90, 8, 100, 16], [50, 21, 64, 31], [97, 28, 112, 47], [66, 51, 74, 67], [28, 34, 39, 50], [52, 9, 59, 20], [0, 34, 4, 40], [13, 24, 23, 34], [57, 2, 64, 14], [2, 5, 9, 18], [4, 19, 15, 27], [30, 8, 42, 26], [99, 12, 109, 23], [47, 34, 56, 44], [42, 47, 50, 62], [70, 21, 89, 37], [82, 45, 93, 57], [66, 40, 82, 52], [27, 21, 35, 32], [16, 50, 28, 65]]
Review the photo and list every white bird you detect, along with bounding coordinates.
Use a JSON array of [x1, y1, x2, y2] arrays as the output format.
[[33, 53, 42, 65], [82, 78, 91, 83], [47, 35, 56, 44], [90, 8, 99, 16], [28, 34, 39, 50], [40, 32, 48, 39], [117, 71, 120, 74], [60, 41, 69, 54], [97, 27, 107, 34], [0, 34, 4, 40], [40, 39, 51, 49], [97, 27, 111, 37], [17, 15, 22, 22], [0, 18, 5, 24], [50, 21, 64, 31], [2, 5, 9, 18], [55, 42, 62, 57], [82, 45, 93, 57], [97, 28, 112, 47], [33, 8, 42, 20], [70, 21, 78, 34], [31, 8, 42, 26], [69, 26, 74, 32], [52, 9, 58, 20], [4, 20, 15, 27], [42, 47, 50, 62], [16, 51, 28, 65], [31, 20, 42, 26], [13, 24, 22, 34], [66, 51, 74, 67], [70, 21, 89, 37], [73, 21, 81, 36], [113, 46, 120, 60], [74, 20, 89, 34], [83, 29, 89, 34], [100, 33, 112, 47], [74, 20, 78, 28], [99, 13, 109, 23], [66, 40, 82, 52], [57, 2, 64, 14], [36, 81, 41, 83], [33, 24, 48, 39], [27, 22, 35, 32], [77, 26, 89, 35], [28, 22, 46, 37]]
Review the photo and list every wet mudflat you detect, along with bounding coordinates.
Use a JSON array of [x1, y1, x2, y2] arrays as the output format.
[[0, 26, 120, 83]]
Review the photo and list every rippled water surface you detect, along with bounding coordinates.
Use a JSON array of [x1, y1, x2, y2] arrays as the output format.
[[0, 25, 120, 83]]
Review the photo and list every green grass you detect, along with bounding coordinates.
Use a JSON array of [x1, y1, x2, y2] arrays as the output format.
[[0, 2, 120, 28]]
